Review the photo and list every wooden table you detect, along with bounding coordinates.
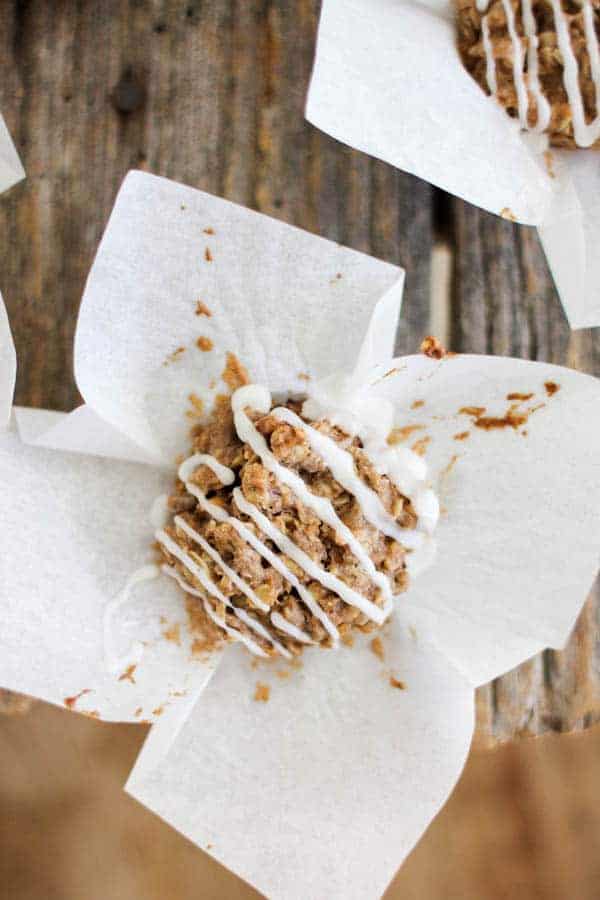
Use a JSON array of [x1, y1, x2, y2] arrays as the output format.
[[1, 0, 598, 742]]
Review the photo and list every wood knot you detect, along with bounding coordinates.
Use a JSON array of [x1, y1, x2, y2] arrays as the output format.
[[112, 67, 146, 115]]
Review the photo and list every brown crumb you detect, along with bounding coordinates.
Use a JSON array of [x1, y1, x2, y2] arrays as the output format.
[[203, 227, 215, 235], [411, 399, 425, 410], [544, 151, 556, 179], [204, 247, 213, 262], [389, 676, 406, 690], [459, 406, 486, 418], [221, 352, 250, 391], [195, 300, 212, 317], [500, 208, 517, 222], [387, 424, 425, 445], [206, 843, 214, 850], [64, 689, 91, 710], [152, 706, 165, 716], [471, 411, 528, 431], [420, 335, 447, 359], [275, 669, 291, 679], [196, 336, 214, 352], [118, 664, 137, 684], [254, 682, 270, 702], [370, 637, 385, 661], [162, 623, 181, 646], [507, 392, 534, 402], [298, 372, 311, 381], [522, 430, 528, 437], [134, 707, 143, 718], [412, 436, 431, 456], [545, 381, 560, 397], [453, 431, 470, 441], [164, 346, 186, 366]]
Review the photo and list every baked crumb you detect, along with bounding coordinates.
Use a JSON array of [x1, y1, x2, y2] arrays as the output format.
[[370, 636, 385, 661], [204, 247, 213, 262], [196, 336, 214, 352], [195, 300, 212, 317], [545, 381, 560, 397], [389, 675, 406, 690], [254, 682, 271, 702], [118, 664, 137, 683], [420, 335, 447, 359]]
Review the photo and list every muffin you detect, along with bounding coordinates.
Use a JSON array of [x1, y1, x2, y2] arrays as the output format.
[[456, 0, 600, 149], [156, 374, 438, 659]]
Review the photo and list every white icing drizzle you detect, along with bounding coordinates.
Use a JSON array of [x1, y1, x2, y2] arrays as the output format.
[[272, 406, 424, 549], [233, 487, 388, 626], [232, 385, 393, 616], [482, 17, 498, 93], [184, 477, 340, 644], [173, 514, 270, 613], [178, 452, 236, 486], [201, 596, 269, 659], [156, 527, 290, 659], [103, 564, 160, 674], [270, 611, 315, 644], [480, 0, 600, 146]]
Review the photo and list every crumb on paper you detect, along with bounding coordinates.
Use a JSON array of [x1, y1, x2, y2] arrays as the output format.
[[164, 346, 186, 366], [250, 657, 261, 670], [389, 675, 406, 690], [544, 150, 556, 178], [298, 372, 311, 382], [545, 381, 560, 397], [382, 367, 401, 380], [460, 397, 544, 432], [507, 392, 534, 401], [420, 335, 448, 359], [170, 690, 187, 698], [453, 431, 470, 441], [134, 707, 143, 718], [500, 207, 517, 221], [203, 227, 215, 235], [204, 247, 213, 262], [387, 424, 425, 445], [195, 300, 212, 317], [152, 706, 164, 717], [412, 436, 431, 456], [440, 454, 460, 480], [276, 669, 291, 680], [118, 664, 137, 684], [459, 406, 486, 418], [411, 399, 425, 410], [162, 623, 181, 646], [186, 393, 204, 420], [196, 336, 214, 352], [254, 682, 270, 702], [64, 689, 92, 710], [222, 352, 250, 391], [206, 843, 214, 851], [370, 636, 385, 661]]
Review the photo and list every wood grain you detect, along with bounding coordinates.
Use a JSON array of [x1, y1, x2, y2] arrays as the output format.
[[0, 0, 598, 741]]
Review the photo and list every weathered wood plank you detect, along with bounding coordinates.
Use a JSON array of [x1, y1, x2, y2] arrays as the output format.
[[451, 199, 600, 743]]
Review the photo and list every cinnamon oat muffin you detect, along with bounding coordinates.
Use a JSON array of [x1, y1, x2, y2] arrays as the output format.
[[456, 0, 600, 149], [155, 372, 438, 659]]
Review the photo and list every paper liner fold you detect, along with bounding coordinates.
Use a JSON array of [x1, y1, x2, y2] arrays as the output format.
[[306, 0, 600, 328], [74, 171, 404, 464], [126, 623, 474, 900]]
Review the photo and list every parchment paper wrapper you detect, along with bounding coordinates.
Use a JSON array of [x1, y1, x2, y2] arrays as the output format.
[[0, 113, 24, 194], [1, 171, 600, 898], [306, 0, 600, 329]]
